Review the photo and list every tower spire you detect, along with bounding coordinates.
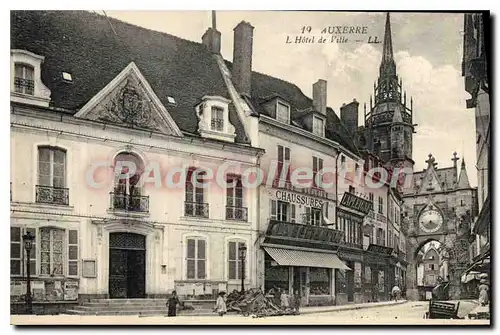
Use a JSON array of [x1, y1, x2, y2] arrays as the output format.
[[380, 12, 397, 77], [212, 10, 216, 30]]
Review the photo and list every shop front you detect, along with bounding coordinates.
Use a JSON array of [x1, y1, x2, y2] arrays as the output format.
[[261, 220, 350, 306], [363, 244, 394, 302]]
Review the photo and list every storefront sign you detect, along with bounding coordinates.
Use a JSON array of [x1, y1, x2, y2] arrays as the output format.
[[367, 244, 393, 255], [64, 281, 79, 301], [273, 190, 324, 209], [340, 192, 372, 214], [337, 251, 363, 262], [267, 220, 343, 244]]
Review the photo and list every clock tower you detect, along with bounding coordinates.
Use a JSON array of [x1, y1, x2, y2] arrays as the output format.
[[363, 12, 416, 192]]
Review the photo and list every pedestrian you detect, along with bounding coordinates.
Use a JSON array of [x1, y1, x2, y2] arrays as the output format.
[[274, 287, 282, 307], [478, 280, 489, 306], [166, 290, 181, 317], [391, 285, 401, 301], [280, 289, 290, 310], [214, 292, 227, 316], [293, 290, 301, 313]]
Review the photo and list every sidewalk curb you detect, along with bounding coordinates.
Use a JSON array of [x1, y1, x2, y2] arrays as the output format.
[[298, 300, 408, 316]]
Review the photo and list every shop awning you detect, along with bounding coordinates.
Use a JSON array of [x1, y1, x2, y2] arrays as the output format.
[[264, 247, 351, 270]]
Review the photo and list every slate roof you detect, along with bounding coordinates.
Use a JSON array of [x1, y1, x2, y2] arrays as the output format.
[[412, 166, 459, 191], [11, 10, 249, 143], [225, 61, 359, 155], [11, 10, 358, 152]]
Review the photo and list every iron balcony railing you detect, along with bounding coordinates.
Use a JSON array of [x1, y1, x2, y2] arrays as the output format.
[[226, 206, 248, 221], [110, 192, 149, 213], [185, 201, 209, 218], [14, 77, 34, 95], [36, 185, 69, 205]]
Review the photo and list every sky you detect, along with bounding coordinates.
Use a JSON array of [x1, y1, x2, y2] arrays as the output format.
[[105, 10, 477, 186]]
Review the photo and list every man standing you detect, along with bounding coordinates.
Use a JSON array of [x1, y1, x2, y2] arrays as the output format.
[[166, 290, 181, 317]]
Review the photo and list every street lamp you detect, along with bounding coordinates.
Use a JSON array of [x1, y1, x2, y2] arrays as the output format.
[[23, 231, 35, 315], [239, 245, 247, 293]]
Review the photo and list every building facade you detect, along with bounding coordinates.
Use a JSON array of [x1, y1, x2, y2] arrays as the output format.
[[10, 11, 264, 312], [462, 12, 490, 286]]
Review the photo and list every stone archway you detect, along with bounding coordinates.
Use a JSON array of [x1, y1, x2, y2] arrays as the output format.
[[405, 233, 462, 301]]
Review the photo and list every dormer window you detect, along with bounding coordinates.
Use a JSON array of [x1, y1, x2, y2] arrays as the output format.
[[211, 106, 224, 132], [196, 95, 236, 143], [14, 63, 34, 95], [276, 101, 290, 124], [313, 115, 325, 136], [11, 49, 51, 107]]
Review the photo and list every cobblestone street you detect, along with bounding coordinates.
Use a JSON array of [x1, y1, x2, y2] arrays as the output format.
[[11, 301, 489, 325]]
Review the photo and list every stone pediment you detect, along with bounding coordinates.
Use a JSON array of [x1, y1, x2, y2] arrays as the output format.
[[75, 62, 183, 136]]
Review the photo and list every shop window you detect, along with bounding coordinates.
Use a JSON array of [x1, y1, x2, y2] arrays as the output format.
[[264, 253, 290, 293], [186, 238, 206, 279], [309, 268, 331, 295], [228, 241, 246, 280], [365, 266, 371, 283]]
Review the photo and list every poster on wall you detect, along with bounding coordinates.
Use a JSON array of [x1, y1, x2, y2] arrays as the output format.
[[11, 280, 26, 297], [32, 281, 46, 301], [354, 263, 362, 288], [378, 271, 385, 292], [45, 281, 64, 301], [365, 267, 371, 283], [64, 281, 79, 301]]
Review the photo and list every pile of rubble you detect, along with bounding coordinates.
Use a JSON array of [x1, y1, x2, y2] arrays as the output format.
[[226, 289, 299, 318]]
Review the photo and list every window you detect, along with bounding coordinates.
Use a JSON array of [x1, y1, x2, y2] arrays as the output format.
[[185, 168, 208, 217], [112, 152, 147, 211], [349, 186, 355, 194], [226, 175, 246, 220], [10, 227, 36, 276], [68, 230, 79, 276], [228, 241, 246, 280], [313, 156, 323, 188], [210, 106, 224, 131], [40, 227, 64, 276], [277, 145, 291, 181], [276, 102, 290, 123], [305, 207, 322, 226], [369, 193, 374, 210], [313, 116, 325, 137], [309, 268, 331, 295], [186, 238, 206, 279], [270, 200, 295, 223], [14, 63, 34, 95], [340, 155, 346, 169], [378, 196, 384, 214], [38, 146, 66, 189]]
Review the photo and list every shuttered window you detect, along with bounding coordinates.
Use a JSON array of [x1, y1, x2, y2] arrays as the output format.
[[186, 238, 206, 279], [228, 241, 246, 280]]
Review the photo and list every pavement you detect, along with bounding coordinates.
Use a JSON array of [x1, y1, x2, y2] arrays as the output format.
[[11, 299, 490, 325]]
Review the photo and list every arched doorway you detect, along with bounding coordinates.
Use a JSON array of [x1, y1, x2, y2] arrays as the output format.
[[108, 232, 146, 298], [413, 240, 449, 300]]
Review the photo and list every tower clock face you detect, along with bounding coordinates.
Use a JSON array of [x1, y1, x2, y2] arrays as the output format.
[[418, 209, 443, 233]]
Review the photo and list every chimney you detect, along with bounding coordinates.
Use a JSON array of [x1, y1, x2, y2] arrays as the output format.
[[313, 79, 327, 115], [202, 11, 221, 54], [232, 21, 254, 96], [202, 28, 221, 54], [340, 98, 360, 136]]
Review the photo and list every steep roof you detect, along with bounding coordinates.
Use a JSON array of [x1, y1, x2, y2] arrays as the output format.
[[225, 61, 359, 154], [457, 159, 471, 189], [10, 10, 249, 143], [12, 10, 358, 152]]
